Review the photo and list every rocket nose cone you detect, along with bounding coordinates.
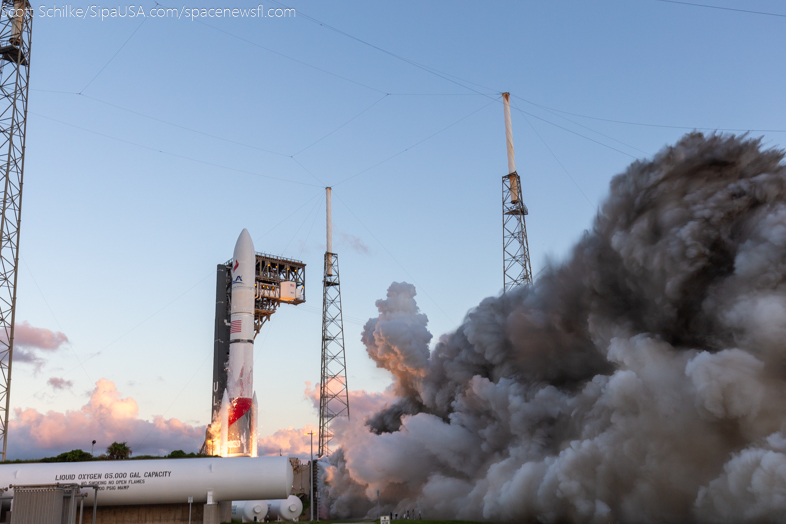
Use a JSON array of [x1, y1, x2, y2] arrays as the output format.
[[234, 228, 255, 259]]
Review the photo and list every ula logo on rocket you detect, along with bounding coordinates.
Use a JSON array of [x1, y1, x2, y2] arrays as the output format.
[[232, 260, 242, 284]]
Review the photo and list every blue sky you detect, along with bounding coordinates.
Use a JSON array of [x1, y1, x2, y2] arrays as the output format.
[[9, 0, 786, 454]]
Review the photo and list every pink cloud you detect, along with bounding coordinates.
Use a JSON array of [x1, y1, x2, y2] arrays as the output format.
[[9, 321, 69, 370], [304, 381, 396, 422], [258, 424, 317, 460], [8, 379, 204, 459], [14, 321, 68, 350], [254, 383, 394, 461], [47, 377, 73, 390]]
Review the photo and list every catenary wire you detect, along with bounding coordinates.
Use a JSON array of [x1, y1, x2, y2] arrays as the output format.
[[333, 97, 498, 186], [15, 189, 325, 407], [298, 199, 324, 261], [333, 193, 456, 326], [292, 94, 389, 156], [509, 105, 639, 159], [267, 0, 498, 98], [652, 0, 786, 18], [196, 19, 388, 94], [281, 196, 322, 254], [511, 94, 786, 133], [291, 156, 325, 186], [78, 93, 291, 158], [30, 111, 323, 188], [80, 17, 147, 93], [19, 258, 130, 443], [522, 101, 652, 156], [511, 100, 596, 211]]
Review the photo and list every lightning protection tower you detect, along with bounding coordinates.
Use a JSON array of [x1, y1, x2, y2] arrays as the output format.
[[501, 92, 533, 292], [319, 187, 350, 458], [0, 0, 31, 461]]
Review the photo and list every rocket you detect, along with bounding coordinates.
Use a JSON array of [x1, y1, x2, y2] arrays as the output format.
[[219, 228, 257, 456]]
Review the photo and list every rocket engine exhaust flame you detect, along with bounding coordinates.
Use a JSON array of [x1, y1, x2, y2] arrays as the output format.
[[320, 134, 786, 523]]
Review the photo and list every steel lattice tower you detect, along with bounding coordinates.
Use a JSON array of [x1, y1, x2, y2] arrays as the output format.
[[0, 0, 31, 461], [501, 93, 532, 292], [318, 187, 349, 458], [502, 172, 532, 290]]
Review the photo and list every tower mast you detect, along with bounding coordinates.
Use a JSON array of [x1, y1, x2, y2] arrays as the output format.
[[318, 187, 350, 458], [501, 92, 533, 292], [0, 0, 32, 461]]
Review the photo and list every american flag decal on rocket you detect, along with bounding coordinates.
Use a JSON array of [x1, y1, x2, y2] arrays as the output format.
[[230, 320, 242, 333]]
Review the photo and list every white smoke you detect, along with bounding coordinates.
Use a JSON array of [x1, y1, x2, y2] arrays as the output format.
[[319, 134, 786, 523]]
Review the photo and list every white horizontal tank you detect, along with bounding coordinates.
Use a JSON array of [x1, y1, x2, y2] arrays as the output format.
[[232, 500, 268, 522], [268, 495, 303, 521], [0, 456, 292, 506]]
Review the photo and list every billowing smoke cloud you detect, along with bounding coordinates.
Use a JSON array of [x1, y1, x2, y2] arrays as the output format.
[[320, 134, 786, 523], [11, 321, 69, 370], [8, 379, 203, 459]]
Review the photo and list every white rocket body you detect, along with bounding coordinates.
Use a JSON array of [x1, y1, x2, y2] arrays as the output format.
[[225, 228, 256, 456], [251, 392, 258, 458]]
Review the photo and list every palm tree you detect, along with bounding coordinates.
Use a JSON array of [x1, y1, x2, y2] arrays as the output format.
[[106, 442, 132, 460]]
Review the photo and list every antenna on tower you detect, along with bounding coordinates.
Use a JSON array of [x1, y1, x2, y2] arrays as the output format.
[[0, 0, 32, 461], [501, 92, 533, 292], [319, 187, 350, 458]]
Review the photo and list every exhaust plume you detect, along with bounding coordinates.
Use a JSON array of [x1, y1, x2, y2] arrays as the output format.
[[320, 134, 786, 523]]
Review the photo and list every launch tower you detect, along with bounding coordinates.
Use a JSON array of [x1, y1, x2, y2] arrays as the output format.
[[318, 187, 350, 458], [501, 92, 533, 292], [0, 0, 31, 461], [203, 249, 306, 456]]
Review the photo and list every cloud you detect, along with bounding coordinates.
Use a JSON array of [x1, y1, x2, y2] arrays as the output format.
[[9, 321, 69, 371], [258, 424, 317, 460], [8, 379, 203, 459], [304, 381, 396, 423], [47, 377, 73, 390], [339, 233, 370, 254], [15, 321, 68, 350]]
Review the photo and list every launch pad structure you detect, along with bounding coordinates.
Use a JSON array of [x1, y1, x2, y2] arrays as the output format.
[[202, 251, 306, 455], [0, 0, 32, 461]]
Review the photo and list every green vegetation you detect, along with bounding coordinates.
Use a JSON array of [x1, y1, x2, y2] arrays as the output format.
[[41, 449, 93, 462], [1, 445, 207, 463], [106, 441, 132, 460]]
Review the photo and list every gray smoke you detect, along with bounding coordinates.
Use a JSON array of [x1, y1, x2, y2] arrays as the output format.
[[320, 133, 786, 523]]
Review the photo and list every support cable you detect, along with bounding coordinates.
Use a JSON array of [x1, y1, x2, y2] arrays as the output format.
[[79, 18, 146, 93], [30, 111, 323, 188], [16, 188, 324, 407]]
